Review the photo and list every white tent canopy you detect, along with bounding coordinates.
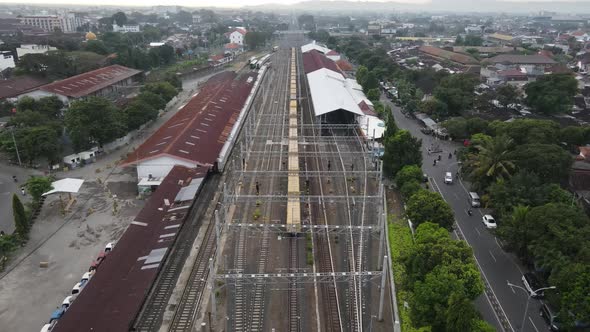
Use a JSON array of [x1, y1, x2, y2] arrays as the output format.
[[42, 178, 85, 196]]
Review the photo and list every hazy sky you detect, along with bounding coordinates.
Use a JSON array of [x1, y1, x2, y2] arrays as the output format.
[[0, 0, 430, 8], [0, 0, 588, 9]]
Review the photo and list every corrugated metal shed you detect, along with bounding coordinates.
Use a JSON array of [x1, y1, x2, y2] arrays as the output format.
[[52, 166, 207, 332]]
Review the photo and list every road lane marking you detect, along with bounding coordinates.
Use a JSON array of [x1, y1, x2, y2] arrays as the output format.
[[430, 176, 513, 331], [489, 250, 497, 263], [496, 237, 525, 275], [529, 316, 540, 332], [475, 228, 481, 237]]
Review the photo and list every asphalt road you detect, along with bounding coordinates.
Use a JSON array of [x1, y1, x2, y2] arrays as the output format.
[[382, 96, 550, 332]]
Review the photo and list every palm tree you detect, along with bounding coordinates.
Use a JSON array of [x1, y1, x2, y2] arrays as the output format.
[[499, 205, 530, 258], [466, 134, 515, 189]]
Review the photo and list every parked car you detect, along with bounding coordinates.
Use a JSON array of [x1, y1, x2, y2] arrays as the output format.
[[61, 295, 75, 310], [482, 214, 497, 229], [71, 282, 83, 295], [540, 302, 590, 331], [522, 273, 544, 298], [40, 323, 52, 332], [89, 251, 107, 272], [444, 172, 453, 184], [104, 242, 115, 253], [49, 307, 65, 323]]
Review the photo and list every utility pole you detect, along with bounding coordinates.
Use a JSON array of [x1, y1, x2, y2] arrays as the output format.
[[11, 127, 22, 166]]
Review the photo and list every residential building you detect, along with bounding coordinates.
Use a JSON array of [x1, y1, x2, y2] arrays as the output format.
[[0, 51, 15, 71], [16, 44, 57, 60], [20, 13, 82, 33], [226, 28, 247, 45], [192, 14, 201, 25], [224, 43, 243, 55], [208, 54, 232, 67], [418, 45, 480, 73], [20, 65, 142, 104], [571, 30, 590, 42], [465, 25, 484, 35], [487, 33, 514, 45], [113, 24, 140, 33], [485, 54, 556, 68], [480, 66, 529, 86]]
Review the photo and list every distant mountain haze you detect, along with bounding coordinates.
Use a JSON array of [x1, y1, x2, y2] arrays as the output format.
[[4, 0, 590, 12]]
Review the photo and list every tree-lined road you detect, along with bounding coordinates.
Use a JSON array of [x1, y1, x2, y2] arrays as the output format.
[[383, 96, 550, 332]]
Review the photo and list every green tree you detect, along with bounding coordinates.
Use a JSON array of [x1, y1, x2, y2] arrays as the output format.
[[465, 134, 515, 190], [362, 71, 379, 93], [366, 88, 380, 102], [383, 130, 422, 176], [434, 73, 477, 115], [464, 35, 483, 46], [497, 205, 530, 257], [355, 65, 368, 86], [400, 181, 422, 202], [124, 100, 158, 131], [112, 11, 128, 26], [141, 82, 178, 101], [549, 263, 590, 327], [559, 126, 590, 149], [65, 97, 125, 151], [512, 144, 572, 184], [394, 164, 423, 188], [524, 74, 578, 114], [85, 40, 110, 55], [419, 98, 448, 120], [496, 84, 518, 110], [446, 293, 480, 332], [442, 117, 489, 140], [137, 91, 167, 110], [471, 319, 496, 332], [525, 203, 590, 269], [12, 194, 28, 237], [490, 119, 559, 145], [406, 190, 455, 230], [25, 176, 54, 204]]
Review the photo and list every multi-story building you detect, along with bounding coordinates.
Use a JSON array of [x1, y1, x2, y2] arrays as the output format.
[[20, 13, 81, 33], [226, 28, 247, 45], [113, 24, 140, 33], [0, 51, 15, 71], [16, 44, 57, 60]]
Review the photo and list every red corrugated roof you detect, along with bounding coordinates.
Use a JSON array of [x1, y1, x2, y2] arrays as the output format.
[[326, 50, 339, 56], [335, 59, 353, 71], [225, 43, 241, 49], [0, 75, 49, 99], [303, 50, 343, 75], [419, 45, 479, 65], [39, 65, 142, 98], [358, 100, 377, 116], [209, 54, 225, 62], [52, 165, 207, 332], [123, 71, 257, 167]]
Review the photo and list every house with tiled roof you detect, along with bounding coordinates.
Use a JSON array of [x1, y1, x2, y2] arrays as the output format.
[[224, 42, 244, 55], [225, 27, 247, 45]]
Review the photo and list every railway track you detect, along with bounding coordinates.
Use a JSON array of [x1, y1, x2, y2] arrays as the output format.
[[296, 47, 344, 332], [168, 211, 217, 331], [229, 48, 290, 332], [288, 237, 300, 332]]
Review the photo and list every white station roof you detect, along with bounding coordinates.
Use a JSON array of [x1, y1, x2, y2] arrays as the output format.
[[301, 41, 331, 54], [43, 178, 85, 196], [306, 68, 365, 117]]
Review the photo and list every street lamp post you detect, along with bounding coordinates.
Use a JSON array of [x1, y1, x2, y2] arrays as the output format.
[[507, 281, 556, 332]]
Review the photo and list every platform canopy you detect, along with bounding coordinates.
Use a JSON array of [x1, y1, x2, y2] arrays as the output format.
[[42, 178, 85, 196]]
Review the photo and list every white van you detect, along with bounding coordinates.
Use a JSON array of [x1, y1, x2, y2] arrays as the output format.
[[444, 172, 453, 184], [468, 192, 480, 207]]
